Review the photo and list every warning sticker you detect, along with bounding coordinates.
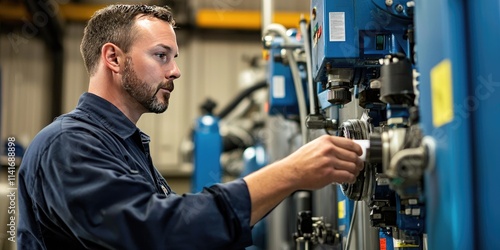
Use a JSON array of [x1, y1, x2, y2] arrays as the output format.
[[338, 200, 346, 219], [431, 59, 454, 127], [329, 12, 346, 42]]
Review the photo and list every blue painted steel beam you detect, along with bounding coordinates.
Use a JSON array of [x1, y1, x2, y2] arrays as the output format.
[[416, 0, 473, 249], [466, 0, 500, 248]]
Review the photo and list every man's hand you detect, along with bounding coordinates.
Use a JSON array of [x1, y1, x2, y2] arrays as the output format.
[[279, 135, 364, 190], [244, 135, 364, 225]]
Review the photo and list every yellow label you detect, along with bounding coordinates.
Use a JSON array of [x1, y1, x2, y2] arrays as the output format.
[[393, 238, 420, 248], [431, 59, 454, 127], [338, 200, 346, 219]]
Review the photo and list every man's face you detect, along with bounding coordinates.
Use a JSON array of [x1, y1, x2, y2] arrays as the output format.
[[121, 17, 181, 113]]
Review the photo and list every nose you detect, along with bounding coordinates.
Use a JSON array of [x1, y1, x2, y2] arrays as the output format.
[[167, 60, 181, 80]]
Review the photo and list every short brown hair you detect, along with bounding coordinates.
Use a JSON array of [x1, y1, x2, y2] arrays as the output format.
[[80, 4, 175, 76]]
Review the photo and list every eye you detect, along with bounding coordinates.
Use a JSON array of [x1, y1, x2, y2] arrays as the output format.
[[155, 53, 168, 62]]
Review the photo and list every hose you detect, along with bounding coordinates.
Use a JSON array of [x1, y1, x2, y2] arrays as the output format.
[[217, 81, 267, 119], [263, 23, 309, 144]]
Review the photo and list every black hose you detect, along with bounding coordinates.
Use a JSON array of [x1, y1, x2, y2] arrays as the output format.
[[217, 80, 268, 119]]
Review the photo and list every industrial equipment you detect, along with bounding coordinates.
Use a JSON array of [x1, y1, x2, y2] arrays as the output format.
[[307, 0, 430, 249], [189, 59, 270, 249], [293, 0, 500, 249], [191, 99, 222, 193], [190, 0, 500, 249]]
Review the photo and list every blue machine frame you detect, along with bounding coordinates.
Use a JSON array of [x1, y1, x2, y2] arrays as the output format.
[[311, 0, 412, 82], [267, 35, 309, 117], [416, 0, 500, 248], [467, 0, 500, 248], [415, 1, 473, 248]]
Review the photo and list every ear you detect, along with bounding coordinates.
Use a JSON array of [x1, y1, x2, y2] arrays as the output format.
[[101, 43, 124, 74]]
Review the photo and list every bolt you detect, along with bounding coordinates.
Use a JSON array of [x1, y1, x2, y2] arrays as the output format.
[[405, 208, 411, 215], [396, 4, 404, 12], [385, 0, 393, 6], [370, 80, 381, 89]]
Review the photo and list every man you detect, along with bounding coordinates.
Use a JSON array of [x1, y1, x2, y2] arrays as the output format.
[[18, 4, 364, 249]]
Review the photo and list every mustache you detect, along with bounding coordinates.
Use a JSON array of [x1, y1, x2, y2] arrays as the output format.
[[152, 81, 174, 96]]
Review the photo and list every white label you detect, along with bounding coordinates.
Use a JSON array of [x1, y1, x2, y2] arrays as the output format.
[[272, 75, 285, 98], [329, 12, 346, 42], [377, 177, 390, 186], [353, 139, 369, 161], [412, 208, 421, 216]]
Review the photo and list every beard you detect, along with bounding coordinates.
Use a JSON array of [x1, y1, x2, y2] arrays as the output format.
[[122, 57, 169, 113]]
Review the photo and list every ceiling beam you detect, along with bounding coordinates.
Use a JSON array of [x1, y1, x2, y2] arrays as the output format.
[[0, 4, 309, 31], [0, 3, 106, 22], [0, 4, 30, 21], [196, 9, 309, 30]]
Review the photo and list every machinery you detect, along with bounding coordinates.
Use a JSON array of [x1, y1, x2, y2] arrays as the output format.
[[259, 0, 410, 246], [306, 0, 430, 249], [191, 99, 223, 193], [265, 0, 500, 249], [190, 0, 500, 249], [189, 59, 270, 249]]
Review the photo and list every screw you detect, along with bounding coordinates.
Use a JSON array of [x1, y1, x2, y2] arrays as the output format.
[[385, 0, 393, 6], [396, 4, 404, 12]]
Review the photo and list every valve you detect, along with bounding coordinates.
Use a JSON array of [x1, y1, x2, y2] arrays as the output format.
[[293, 211, 339, 248], [296, 211, 313, 240], [305, 114, 338, 132]]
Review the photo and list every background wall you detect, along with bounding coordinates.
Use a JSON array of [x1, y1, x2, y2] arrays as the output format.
[[0, 34, 52, 149]]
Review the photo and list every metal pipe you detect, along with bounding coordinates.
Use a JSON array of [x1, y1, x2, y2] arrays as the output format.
[[288, 47, 308, 144], [299, 16, 316, 115], [261, 0, 274, 37], [389, 146, 425, 178], [344, 200, 358, 250]]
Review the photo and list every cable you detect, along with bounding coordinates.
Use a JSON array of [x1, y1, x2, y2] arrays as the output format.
[[217, 81, 267, 119], [344, 201, 359, 250]]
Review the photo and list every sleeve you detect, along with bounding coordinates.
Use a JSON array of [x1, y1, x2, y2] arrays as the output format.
[[35, 131, 253, 250]]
